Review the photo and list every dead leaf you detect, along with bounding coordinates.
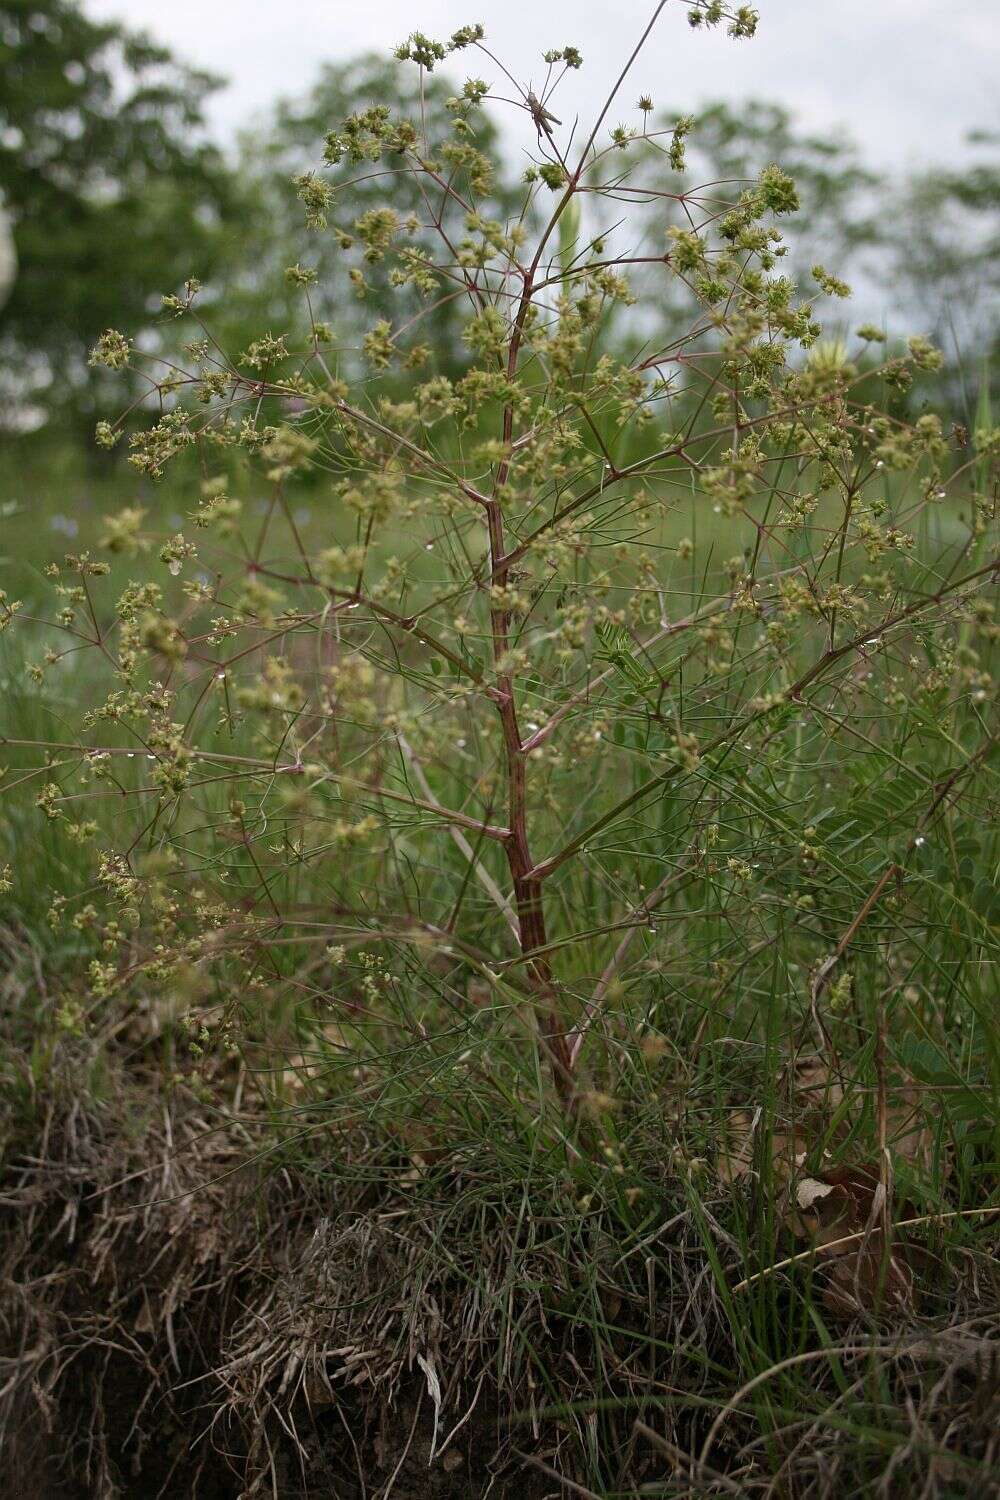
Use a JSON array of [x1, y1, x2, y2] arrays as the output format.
[[782, 1162, 918, 1318], [303, 1368, 336, 1408], [718, 1108, 756, 1183], [796, 1176, 837, 1211], [822, 1247, 913, 1318], [134, 1295, 155, 1335], [718, 1058, 942, 1186], [793, 1056, 845, 1112], [886, 1086, 938, 1174]]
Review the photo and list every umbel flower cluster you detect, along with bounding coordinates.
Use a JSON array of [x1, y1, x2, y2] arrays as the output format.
[[14, 1, 998, 1099]]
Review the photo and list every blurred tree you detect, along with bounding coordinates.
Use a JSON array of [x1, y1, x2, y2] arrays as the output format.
[[617, 100, 997, 414], [0, 200, 14, 308], [888, 131, 999, 409], [618, 100, 883, 341], [660, 106, 998, 366], [224, 54, 526, 380], [0, 0, 235, 424], [672, 101, 882, 265]]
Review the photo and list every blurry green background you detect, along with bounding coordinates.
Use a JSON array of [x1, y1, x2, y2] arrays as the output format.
[[0, 0, 997, 571]]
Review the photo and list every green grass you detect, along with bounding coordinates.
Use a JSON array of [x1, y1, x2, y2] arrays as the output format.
[[1, 427, 998, 1497]]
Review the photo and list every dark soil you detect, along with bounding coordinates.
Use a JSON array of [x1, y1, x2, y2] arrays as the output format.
[[3, 1072, 999, 1498], [0, 1090, 557, 1498]]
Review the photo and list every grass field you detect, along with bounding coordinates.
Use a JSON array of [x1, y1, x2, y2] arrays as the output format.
[[1, 412, 998, 1497], [1, 0, 999, 1492]]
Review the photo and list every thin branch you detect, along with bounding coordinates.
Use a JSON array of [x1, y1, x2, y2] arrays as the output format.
[[567, 856, 695, 1066], [396, 734, 519, 939]]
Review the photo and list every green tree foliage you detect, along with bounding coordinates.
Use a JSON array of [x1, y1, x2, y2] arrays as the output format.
[[630, 101, 997, 397], [669, 101, 881, 265], [225, 53, 525, 379], [0, 0, 235, 419], [616, 100, 880, 346], [889, 131, 1000, 384]]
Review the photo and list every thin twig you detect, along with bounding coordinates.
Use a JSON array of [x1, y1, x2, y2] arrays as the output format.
[[397, 734, 519, 939], [567, 856, 694, 1066], [633, 1421, 746, 1496], [732, 1207, 1000, 1293]]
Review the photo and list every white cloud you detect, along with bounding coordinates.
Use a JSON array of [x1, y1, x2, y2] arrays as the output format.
[[82, 0, 998, 169]]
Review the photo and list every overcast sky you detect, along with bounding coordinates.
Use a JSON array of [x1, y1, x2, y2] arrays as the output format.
[[82, 0, 997, 173]]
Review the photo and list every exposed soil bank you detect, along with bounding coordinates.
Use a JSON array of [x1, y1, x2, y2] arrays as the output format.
[[3, 1071, 998, 1498]]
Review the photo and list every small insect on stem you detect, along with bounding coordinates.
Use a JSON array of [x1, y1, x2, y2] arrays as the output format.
[[526, 91, 562, 141]]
